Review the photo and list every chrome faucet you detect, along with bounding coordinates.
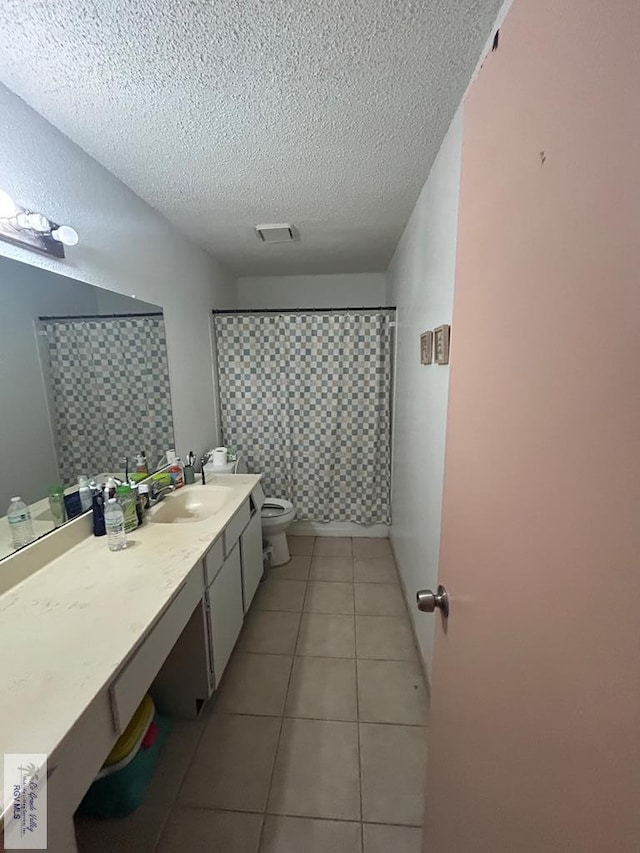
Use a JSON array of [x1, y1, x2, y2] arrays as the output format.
[[148, 483, 175, 506]]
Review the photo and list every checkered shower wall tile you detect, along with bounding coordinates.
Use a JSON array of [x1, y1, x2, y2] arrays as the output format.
[[44, 316, 175, 486], [214, 311, 393, 524]]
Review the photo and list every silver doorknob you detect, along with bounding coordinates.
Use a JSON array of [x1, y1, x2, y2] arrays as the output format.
[[416, 585, 449, 618]]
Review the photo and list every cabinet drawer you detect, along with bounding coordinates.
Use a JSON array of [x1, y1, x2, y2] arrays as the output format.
[[203, 536, 225, 586], [110, 568, 202, 733], [223, 499, 250, 555]]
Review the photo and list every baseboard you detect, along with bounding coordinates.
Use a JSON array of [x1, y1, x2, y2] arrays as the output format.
[[289, 521, 389, 538]]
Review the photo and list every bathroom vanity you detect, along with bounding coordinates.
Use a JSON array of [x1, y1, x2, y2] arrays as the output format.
[[0, 474, 264, 851]]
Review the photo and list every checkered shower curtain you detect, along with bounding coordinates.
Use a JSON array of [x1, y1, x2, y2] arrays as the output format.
[[43, 316, 175, 486], [213, 311, 393, 524]]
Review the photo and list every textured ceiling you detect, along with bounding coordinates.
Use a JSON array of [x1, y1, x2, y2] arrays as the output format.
[[0, 0, 501, 276]]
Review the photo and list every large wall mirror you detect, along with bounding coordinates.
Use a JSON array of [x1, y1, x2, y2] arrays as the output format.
[[0, 255, 175, 560]]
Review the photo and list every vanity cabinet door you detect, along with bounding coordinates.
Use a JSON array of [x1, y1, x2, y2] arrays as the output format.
[[240, 511, 263, 613], [207, 542, 243, 687]]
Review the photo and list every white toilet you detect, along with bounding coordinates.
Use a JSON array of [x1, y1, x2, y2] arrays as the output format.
[[261, 498, 296, 566]]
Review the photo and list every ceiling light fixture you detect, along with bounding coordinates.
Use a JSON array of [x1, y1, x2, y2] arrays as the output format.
[[51, 225, 79, 246], [0, 189, 79, 257], [0, 189, 18, 218]]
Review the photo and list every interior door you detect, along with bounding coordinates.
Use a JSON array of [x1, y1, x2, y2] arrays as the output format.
[[422, 1, 640, 850]]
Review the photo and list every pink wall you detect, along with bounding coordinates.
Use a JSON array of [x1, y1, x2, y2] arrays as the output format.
[[427, 0, 640, 847]]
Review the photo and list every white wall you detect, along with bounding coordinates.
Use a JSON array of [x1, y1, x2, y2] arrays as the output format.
[[0, 84, 236, 461], [386, 110, 463, 683], [237, 272, 387, 309]]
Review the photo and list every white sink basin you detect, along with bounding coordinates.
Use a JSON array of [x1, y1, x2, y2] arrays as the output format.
[[149, 488, 233, 524]]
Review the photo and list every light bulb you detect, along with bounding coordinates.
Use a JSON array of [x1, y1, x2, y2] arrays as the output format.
[[51, 225, 79, 246], [0, 189, 18, 218]]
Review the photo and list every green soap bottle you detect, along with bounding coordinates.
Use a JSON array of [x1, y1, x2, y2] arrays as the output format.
[[116, 484, 138, 534]]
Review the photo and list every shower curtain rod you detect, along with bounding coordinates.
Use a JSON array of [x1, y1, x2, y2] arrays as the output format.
[[212, 306, 396, 315], [39, 312, 163, 321]]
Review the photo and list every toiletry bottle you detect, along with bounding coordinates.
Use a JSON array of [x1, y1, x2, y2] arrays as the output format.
[[132, 484, 144, 526], [138, 482, 150, 512], [116, 484, 138, 534], [135, 451, 149, 475], [78, 475, 92, 512], [92, 489, 106, 537], [48, 485, 67, 527], [166, 448, 184, 488], [106, 477, 117, 500], [104, 498, 126, 551], [7, 497, 35, 549]]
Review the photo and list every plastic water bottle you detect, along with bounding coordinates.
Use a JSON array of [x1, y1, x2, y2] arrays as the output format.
[[104, 498, 126, 552], [78, 475, 92, 512], [7, 497, 35, 550]]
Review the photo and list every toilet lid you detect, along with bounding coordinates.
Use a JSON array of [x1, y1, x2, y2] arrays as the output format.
[[261, 500, 292, 518]]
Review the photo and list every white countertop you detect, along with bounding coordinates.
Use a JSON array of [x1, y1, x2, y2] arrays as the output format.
[[0, 472, 128, 561], [0, 475, 261, 766]]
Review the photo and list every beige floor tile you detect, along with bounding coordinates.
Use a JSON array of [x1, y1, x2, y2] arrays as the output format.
[[360, 723, 426, 825], [357, 660, 428, 725], [261, 815, 362, 853], [305, 581, 355, 614], [269, 555, 312, 581], [215, 653, 293, 716], [296, 613, 356, 658], [289, 535, 315, 555], [238, 610, 301, 655], [285, 657, 357, 721], [268, 718, 360, 820], [179, 714, 280, 811], [363, 824, 422, 853], [253, 579, 307, 612], [313, 536, 353, 557], [145, 717, 206, 808], [355, 583, 406, 616], [76, 806, 167, 853], [356, 615, 417, 661], [354, 556, 398, 584], [310, 556, 354, 582], [158, 808, 263, 853], [352, 538, 393, 560]]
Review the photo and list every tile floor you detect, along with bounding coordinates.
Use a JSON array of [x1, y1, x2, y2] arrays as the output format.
[[76, 536, 428, 853]]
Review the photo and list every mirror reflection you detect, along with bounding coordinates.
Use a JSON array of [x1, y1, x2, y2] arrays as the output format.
[[0, 256, 175, 559]]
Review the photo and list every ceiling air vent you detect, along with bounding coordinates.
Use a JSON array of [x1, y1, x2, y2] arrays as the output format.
[[255, 223, 296, 243]]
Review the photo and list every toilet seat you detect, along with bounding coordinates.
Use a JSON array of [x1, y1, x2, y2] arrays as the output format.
[[260, 498, 296, 566], [261, 498, 294, 519]]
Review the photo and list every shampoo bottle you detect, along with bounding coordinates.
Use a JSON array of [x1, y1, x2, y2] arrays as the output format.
[[166, 449, 184, 488], [135, 451, 149, 475], [92, 489, 106, 537]]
